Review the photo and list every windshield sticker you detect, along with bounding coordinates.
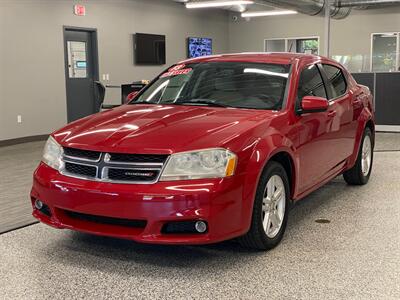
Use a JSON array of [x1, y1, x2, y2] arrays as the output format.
[[169, 64, 186, 71], [160, 68, 192, 78]]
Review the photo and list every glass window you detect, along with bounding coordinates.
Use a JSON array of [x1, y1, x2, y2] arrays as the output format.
[[265, 37, 320, 55], [322, 64, 347, 99], [296, 38, 319, 55], [372, 33, 398, 72], [134, 62, 291, 110], [265, 39, 286, 52], [297, 64, 327, 103], [67, 41, 87, 78], [332, 54, 369, 73]]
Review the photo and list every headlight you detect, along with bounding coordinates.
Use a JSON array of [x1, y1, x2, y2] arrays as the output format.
[[42, 136, 64, 171], [160, 148, 237, 181]]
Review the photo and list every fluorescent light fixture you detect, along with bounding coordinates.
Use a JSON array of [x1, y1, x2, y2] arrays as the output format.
[[186, 1, 254, 9], [241, 10, 297, 18]]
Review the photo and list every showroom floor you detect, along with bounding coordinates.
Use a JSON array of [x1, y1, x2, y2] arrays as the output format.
[[0, 134, 399, 299]]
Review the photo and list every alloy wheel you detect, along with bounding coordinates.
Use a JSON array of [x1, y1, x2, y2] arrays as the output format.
[[262, 175, 286, 238], [361, 135, 372, 176]]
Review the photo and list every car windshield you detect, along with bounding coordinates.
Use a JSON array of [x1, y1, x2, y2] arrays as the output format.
[[132, 62, 291, 110]]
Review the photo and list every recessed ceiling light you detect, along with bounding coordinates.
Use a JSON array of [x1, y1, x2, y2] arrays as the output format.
[[186, 1, 254, 9], [241, 10, 298, 18]]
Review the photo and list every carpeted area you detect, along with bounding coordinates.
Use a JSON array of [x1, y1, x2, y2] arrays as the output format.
[[0, 141, 44, 234]]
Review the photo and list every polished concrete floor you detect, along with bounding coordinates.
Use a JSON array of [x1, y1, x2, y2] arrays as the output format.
[[0, 134, 399, 299]]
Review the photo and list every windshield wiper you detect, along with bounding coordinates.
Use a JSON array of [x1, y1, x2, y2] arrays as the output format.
[[176, 99, 231, 108]]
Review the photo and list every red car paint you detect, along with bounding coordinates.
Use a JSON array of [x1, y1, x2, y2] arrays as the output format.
[[31, 53, 374, 244]]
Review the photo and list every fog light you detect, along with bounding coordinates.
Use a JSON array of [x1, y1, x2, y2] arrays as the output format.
[[195, 221, 207, 233], [34, 199, 43, 210]]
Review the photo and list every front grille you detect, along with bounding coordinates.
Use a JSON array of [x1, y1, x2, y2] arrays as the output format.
[[65, 162, 97, 178], [65, 210, 147, 228], [61, 147, 168, 184], [64, 147, 101, 161], [108, 153, 168, 164], [107, 168, 159, 182]]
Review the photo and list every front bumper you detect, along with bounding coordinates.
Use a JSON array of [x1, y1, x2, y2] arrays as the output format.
[[31, 162, 248, 245]]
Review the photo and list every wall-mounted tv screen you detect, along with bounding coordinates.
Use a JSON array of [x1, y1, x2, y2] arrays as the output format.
[[187, 37, 212, 58], [134, 33, 166, 65]]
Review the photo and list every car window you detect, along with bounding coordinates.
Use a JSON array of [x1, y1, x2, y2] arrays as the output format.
[[297, 64, 327, 105], [322, 64, 347, 99], [134, 62, 291, 110]]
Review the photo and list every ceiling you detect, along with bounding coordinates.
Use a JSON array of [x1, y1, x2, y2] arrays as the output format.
[[173, 0, 400, 19]]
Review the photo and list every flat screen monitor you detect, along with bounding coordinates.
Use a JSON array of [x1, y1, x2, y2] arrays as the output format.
[[134, 33, 166, 65], [187, 37, 212, 58]]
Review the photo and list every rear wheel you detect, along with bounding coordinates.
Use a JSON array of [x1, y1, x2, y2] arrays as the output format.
[[343, 128, 373, 185], [239, 161, 289, 250]]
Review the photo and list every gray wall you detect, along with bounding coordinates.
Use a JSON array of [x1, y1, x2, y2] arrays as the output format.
[[2, 1, 400, 141], [0, 0, 229, 141], [330, 8, 400, 71], [229, 7, 400, 67], [229, 13, 325, 53], [0, 4, 6, 141]]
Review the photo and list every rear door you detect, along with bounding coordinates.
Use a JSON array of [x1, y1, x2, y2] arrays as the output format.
[[319, 64, 355, 165]]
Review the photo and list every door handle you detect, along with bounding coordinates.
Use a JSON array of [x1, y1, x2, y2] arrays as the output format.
[[327, 111, 337, 118], [355, 95, 367, 105], [353, 97, 363, 104]]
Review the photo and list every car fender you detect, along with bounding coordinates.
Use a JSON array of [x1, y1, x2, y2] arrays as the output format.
[[239, 130, 297, 232], [347, 107, 374, 169]]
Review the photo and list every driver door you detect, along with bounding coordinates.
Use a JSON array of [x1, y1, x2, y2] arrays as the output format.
[[294, 64, 332, 194]]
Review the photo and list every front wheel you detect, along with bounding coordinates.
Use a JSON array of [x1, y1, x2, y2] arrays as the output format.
[[343, 127, 374, 185], [239, 161, 290, 250]]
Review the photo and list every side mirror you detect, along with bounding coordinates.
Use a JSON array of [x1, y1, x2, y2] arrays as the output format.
[[300, 96, 328, 114]]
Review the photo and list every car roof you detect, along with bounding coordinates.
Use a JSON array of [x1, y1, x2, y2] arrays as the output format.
[[179, 52, 326, 65]]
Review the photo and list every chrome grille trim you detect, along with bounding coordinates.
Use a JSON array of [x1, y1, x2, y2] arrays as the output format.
[[61, 161, 99, 182], [63, 154, 101, 163], [60, 149, 169, 184], [104, 153, 164, 167], [63, 148, 101, 162]]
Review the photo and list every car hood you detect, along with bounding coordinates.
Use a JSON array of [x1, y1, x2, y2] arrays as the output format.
[[54, 104, 276, 154]]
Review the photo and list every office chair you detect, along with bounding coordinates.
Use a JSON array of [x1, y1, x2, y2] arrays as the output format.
[[94, 81, 106, 112]]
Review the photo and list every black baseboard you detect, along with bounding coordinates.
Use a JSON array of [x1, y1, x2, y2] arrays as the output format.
[[0, 134, 48, 147]]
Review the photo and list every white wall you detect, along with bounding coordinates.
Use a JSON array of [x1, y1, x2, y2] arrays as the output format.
[[0, 0, 229, 141]]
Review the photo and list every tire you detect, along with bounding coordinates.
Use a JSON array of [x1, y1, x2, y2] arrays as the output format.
[[343, 127, 374, 185], [239, 161, 290, 250]]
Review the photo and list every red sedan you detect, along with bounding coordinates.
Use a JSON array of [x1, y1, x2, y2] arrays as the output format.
[[31, 53, 374, 250]]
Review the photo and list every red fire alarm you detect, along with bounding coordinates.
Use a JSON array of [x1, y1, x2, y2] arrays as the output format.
[[74, 4, 86, 16]]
